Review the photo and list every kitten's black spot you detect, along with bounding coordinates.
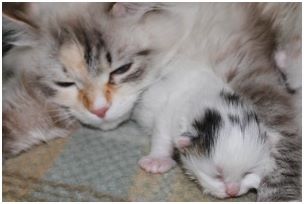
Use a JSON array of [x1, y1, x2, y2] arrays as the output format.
[[191, 108, 223, 156], [228, 114, 241, 125], [220, 90, 241, 106]]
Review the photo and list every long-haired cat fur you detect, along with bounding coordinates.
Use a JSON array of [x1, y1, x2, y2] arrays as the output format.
[[3, 3, 301, 201]]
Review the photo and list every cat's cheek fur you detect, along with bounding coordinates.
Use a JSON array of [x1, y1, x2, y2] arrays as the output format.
[[196, 172, 227, 199], [49, 88, 103, 125], [105, 94, 137, 122]]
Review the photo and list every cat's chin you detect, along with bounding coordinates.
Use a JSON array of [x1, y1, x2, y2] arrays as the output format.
[[76, 113, 131, 131], [99, 111, 132, 130], [81, 119, 127, 131]]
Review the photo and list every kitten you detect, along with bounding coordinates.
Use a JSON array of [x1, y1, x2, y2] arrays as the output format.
[[134, 58, 276, 198]]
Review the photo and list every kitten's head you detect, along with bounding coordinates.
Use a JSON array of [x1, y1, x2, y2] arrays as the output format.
[[3, 3, 189, 129], [176, 112, 274, 199]]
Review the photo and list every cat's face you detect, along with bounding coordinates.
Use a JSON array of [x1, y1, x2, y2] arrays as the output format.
[[5, 25, 149, 129], [3, 3, 185, 129]]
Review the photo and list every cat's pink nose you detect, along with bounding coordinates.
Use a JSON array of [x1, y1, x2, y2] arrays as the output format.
[[225, 183, 240, 197], [91, 107, 109, 118]]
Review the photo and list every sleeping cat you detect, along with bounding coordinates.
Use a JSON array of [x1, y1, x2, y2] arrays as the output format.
[[2, 2, 194, 156], [175, 107, 276, 199], [2, 3, 136, 157], [133, 58, 276, 199]]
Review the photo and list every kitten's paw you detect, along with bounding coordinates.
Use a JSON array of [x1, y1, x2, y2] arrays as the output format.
[[138, 155, 176, 173]]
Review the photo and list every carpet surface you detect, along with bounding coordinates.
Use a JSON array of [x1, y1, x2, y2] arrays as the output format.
[[3, 122, 257, 201]]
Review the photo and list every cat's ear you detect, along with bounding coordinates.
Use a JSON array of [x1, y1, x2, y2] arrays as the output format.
[[110, 3, 156, 18], [3, 3, 40, 47]]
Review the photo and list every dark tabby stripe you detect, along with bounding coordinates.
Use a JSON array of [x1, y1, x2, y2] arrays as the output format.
[[51, 18, 105, 74], [220, 90, 241, 106]]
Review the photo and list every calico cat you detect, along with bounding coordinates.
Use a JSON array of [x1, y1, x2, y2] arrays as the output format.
[[133, 58, 277, 199], [3, 2, 186, 157], [2, 3, 138, 157], [3, 2, 193, 159]]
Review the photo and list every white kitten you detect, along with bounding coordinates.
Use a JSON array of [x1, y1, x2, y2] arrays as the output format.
[[133, 58, 275, 198]]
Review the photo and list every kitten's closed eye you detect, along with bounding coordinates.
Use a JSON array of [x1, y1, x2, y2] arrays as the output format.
[[54, 81, 75, 87], [111, 63, 133, 75]]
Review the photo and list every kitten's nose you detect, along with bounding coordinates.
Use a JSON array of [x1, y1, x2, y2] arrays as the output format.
[[225, 183, 240, 197], [91, 107, 109, 118]]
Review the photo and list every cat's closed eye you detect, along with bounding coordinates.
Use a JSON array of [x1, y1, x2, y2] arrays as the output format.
[[111, 63, 133, 75], [54, 81, 75, 87]]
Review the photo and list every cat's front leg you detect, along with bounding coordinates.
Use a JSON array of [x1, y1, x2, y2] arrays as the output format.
[[138, 127, 176, 174]]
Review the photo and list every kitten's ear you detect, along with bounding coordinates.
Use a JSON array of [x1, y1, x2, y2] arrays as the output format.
[[175, 132, 196, 152], [110, 3, 157, 18], [3, 3, 40, 47]]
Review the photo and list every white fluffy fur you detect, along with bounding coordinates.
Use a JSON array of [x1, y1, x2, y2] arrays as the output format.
[[133, 58, 275, 198], [179, 125, 275, 199]]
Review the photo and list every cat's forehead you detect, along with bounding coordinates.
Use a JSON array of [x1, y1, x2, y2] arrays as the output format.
[[48, 19, 109, 78], [103, 23, 149, 60]]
